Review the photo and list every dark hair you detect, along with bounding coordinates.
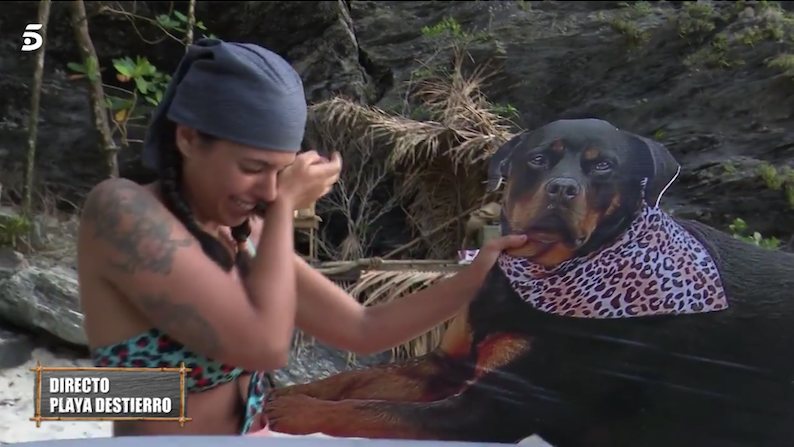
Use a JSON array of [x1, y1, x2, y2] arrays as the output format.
[[158, 121, 252, 276]]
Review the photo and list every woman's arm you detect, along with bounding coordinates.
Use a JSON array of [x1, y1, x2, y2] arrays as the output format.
[[291, 235, 527, 355]]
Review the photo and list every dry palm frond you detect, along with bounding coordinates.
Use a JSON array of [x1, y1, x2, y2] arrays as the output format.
[[308, 46, 520, 258]]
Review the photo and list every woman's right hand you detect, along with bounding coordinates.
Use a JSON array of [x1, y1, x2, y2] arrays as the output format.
[[277, 150, 342, 209]]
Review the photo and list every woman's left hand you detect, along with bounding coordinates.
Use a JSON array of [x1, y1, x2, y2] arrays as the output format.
[[468, 234, 528, 278]]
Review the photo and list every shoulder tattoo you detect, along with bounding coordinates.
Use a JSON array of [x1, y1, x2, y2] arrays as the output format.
[[82, 180, 194, 276]]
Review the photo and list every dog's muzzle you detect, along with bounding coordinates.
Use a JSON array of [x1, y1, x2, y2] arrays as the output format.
[[544, 177, 581, 207]]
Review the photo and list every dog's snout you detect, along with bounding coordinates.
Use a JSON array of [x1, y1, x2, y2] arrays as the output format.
[[545, 177, 581, 202]]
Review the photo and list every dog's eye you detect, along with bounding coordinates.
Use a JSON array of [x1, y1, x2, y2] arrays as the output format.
[[528, 154, 547, 167], [594, 160, 613, 172]]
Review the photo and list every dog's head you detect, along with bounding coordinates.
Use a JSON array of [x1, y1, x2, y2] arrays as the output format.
[[487, 118, 680, 266]]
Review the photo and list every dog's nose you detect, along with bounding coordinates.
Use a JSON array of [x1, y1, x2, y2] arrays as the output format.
[[545, 177, 581, 202]]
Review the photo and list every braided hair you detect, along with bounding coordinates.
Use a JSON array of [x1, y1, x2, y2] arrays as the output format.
[[158, 121, 252, 276]]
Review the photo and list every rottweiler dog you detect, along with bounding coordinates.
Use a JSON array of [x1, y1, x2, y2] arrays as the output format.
[[265, 119, 794, 447]]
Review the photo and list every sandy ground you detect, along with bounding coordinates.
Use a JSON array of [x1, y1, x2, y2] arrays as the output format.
[[0, 346, 112, 444]]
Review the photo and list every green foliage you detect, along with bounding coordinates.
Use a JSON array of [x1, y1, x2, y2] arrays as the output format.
[[728, 217, 781, 249], [618, 1, 654, 16], [755, 162, 794, 210], [679, 1, 794, 73], [420, 16, 493, 48], [758, 162, 784, 190], [781, 166, 794, 209], [767, 54, 794, 78], [736, 21, 785, 46], [653, 128, 666, 140], [608, 18, 651, 47], [786, 183, 794, 210], [677, 1, 719, 41], [683, 33, 741, 69], [156, 9, 216, 40], [0, 214, 31, 248], [65, 7, 216, 150], [734, 1, 794, 45], [112, 56, 172, 106], [722, 161, 738, 175], [490, 103, 520, 121], [412, 17, 494, 82], [602, 1, 655, 48], [421, 17, 465, 40], [67, 56, 100, 82], [410, 66, 438, 81]]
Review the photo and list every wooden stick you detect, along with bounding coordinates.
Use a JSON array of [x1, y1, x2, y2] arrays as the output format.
[[318, 259, 458, 267], [316, 259, 462, 275]]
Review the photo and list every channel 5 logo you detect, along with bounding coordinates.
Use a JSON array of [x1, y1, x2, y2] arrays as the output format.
[[21, 23, 44, 52]]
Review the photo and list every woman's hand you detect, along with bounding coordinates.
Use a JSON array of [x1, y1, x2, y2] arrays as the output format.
[[277, 151, 342, 209], [468, 234, 528, 279]]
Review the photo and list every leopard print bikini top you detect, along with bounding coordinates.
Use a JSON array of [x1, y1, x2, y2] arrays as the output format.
[[497, 204, 729, 319], [91, 238, 259, 392]]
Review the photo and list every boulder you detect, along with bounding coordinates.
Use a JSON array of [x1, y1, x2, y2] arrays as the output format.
[[0, 251, 86, 347]]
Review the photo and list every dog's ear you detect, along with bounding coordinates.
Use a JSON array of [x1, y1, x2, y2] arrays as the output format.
[[487, 133, 525, 192], [624, 132, 681, 207]]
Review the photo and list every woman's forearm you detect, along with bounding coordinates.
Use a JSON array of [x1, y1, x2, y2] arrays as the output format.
[[356, 264, 489, 355], [293, 236, 525, 356], [244, 198, 298, 359]]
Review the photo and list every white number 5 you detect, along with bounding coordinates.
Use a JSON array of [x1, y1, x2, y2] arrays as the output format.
[[21, 23, 43, 52]]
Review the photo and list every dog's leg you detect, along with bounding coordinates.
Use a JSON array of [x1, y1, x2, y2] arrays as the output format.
[[267, 332, 534, 441], [269, 309, 476, 402]]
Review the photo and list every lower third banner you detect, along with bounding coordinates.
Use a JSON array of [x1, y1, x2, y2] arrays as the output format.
[[30, 362, 190, 426]]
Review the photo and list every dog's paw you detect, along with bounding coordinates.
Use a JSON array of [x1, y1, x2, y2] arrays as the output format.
[[266, 384, 304, 400], [266, 394, 337, 435]]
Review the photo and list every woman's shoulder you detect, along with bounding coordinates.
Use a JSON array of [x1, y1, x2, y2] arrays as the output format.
[[84, 177, 158, 202], [80, 178, 169, 224], [78, 178, 183, 258]]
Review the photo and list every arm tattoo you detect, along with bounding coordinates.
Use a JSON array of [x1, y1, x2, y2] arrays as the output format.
[[138, 293, 222, 359], [82, 180, 193, 275]]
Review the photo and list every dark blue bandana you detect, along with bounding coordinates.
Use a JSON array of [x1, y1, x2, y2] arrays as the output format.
[[142, 38, 307, 171]]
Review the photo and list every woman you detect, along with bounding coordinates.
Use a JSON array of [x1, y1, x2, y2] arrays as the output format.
[[76, 38, 526, 437]]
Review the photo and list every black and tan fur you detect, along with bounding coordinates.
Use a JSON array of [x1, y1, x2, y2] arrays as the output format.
[[265, 119, 794, 447]]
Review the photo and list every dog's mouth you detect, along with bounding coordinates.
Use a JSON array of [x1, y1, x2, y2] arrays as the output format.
[[506, 211, 590, 262], [513, 213, 576, 243]]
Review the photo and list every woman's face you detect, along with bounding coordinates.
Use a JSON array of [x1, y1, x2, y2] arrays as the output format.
[[175, 124, 297, 227]]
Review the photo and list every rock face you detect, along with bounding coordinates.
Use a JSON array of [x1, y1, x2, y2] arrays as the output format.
[[348, 0, 794, 245], [1, 1, 792, 244], [0, 323, 34, 369]]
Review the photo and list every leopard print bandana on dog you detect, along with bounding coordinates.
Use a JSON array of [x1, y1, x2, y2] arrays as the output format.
[[496, 205, 729, 319]]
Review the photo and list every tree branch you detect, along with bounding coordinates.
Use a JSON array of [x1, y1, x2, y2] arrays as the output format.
[[23, 0, 53, 217], [71, 0, 119, 178]]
